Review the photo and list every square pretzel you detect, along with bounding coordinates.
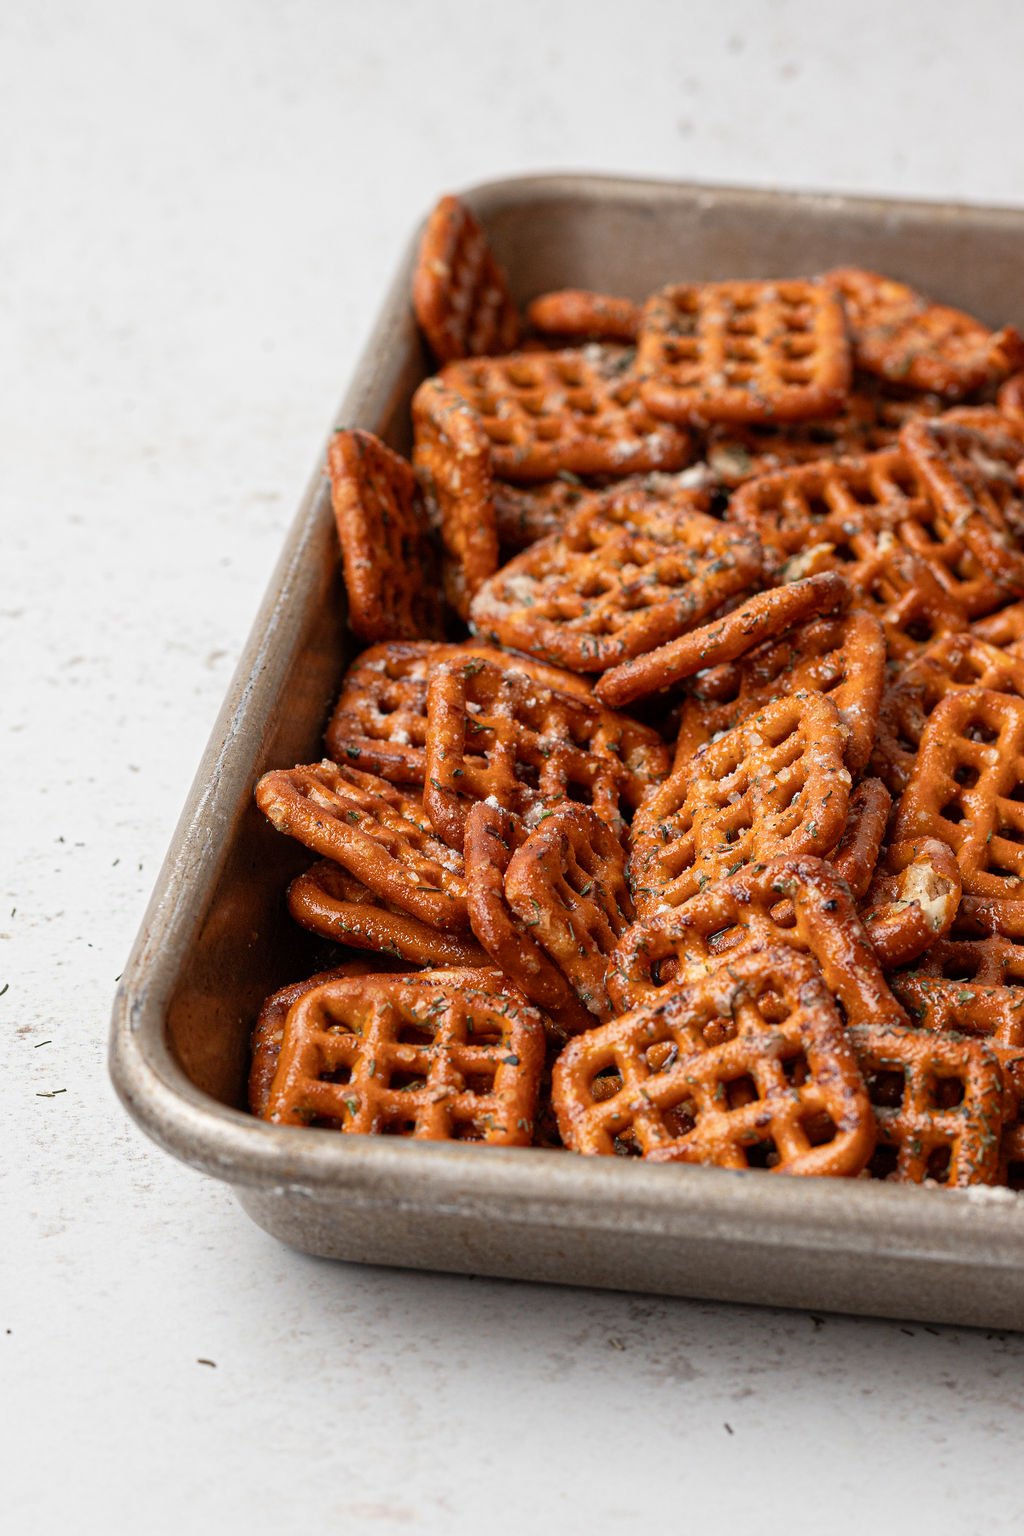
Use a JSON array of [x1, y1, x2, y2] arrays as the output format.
[[636, 278, 851, 425], [411, 378, 500, 618], [412, 194, 519, 363]]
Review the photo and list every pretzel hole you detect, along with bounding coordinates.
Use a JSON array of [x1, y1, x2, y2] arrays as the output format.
[[702, 1018, 737, 1047], [321, 1066, 353, 1085], [726, 1073, 759, 1110], [925, 1145, 952, 1183], [590, 1067, 623, 1102], [1007, 782, 1024, 803], [940, 954, 981, 981], [663, 1101, 697, 1137], [939, 798, 965, 825], [867, 1143, 900, 1179], [953, 763, 980, 789], [801, 1110, 838, 1146], [930, 1075, 966, 1110], [867, 1068, 907, 1109], [997, 821, 1024, 846], [1004, 1157, 1024, 1190], [904, 619, 937, 645], [966, 718, 1000, 744], [390, 1071, 427, 1093], [463, 1071, 497, 1095], [744, 1138, 780, 1169], [645, 1041, 678, 1072], [613, 1130, 641, 1157], [782, 1051, 810, 1087], [380, 1118, 418, 1136]]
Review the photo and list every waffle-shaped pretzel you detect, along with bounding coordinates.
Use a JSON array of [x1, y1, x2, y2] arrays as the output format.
[[526, 290, 642, 343], [250, 964, 376, 1118], [636, 279, 851, 426], [826, 267, 1024, 399], [860, 838, 962, 969], [464, 801, 594, 1037], [255, 761, 470, 931], [608, 854, 907, 1028], [503, 804, 634, 1023], [555, 946, 874, 1175], [673, 610, 886, 778], [327, 429, 442, 642], [411, 379, 499, 619], [324, 640, 593, 785], [595, 571, 847, 708], [440, 347, 691, 482], [470, 488, 761, 674], [492, 469, 714, 550], [263, 969, 545, 1143], [424, 657, 669, 849], [900, 419, 1024, 594], [628, 692, 850, 917], [412, 194, 519, 363], [850, 1022, 1005, 1185], [871, 633, 1024, 795], [892, 687, 1024, 902], [287, 861, 488, 969]]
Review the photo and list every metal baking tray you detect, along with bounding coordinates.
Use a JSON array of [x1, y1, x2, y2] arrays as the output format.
[[109, 174, 1024, 1330]]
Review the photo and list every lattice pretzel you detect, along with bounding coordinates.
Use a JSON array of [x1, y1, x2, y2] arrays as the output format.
[[637, 278, 852, 425], [470, 487, 761, 673], [892, 686, 1024, 901], [412, 194, 519, 363], [850, 1023, 1006, 1185], [628, 692, 850, 917], [674, 610, 886, 778], [492, 469, 715, 551], [263, 970, 545, 1143], [250, 964, 375, 1119], [526, 289, 642, 343], [327, 429, 442, 642], [411, 379, 499, 618], [287, 861, 488, 969], [554, 946, 874, 1175], [255, 761, 470, 931], [424, 656, 669, 849], [440, 346, 691, 481]]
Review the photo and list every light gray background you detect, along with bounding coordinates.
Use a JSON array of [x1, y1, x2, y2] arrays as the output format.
[[4, 2, 1023, 1530]]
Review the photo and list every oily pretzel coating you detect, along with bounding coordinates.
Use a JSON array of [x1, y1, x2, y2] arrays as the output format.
[[439, 346, 691, 482], [596, 571, 847, 709], [973, 599, 1024, 656], [327, 429, 443, 642], [555, 947, 874, 1175], [255, 761, 470, 931], [628, 692, 851, 918], [470, 488, 761, 674], [412, 194, 519, 364], [859, 838, 962, 970], [526, 289, 642, 343], [464, 801, 594, 1037], [411, 379, 499, 619], [263, 970, 545, 1144], [825, 266, 1024, 399], [249, 964, 377, 1118], [492, 469, 713, 551], [870, 633, 1024, 796], [424, 657, 669, 849], [850, 1022, 1006, 1186], [323, 640, 593, 785], [503, 804, 634, 1023], [608, 854, 907, 1028], [828, 778, 892, 899], [892, 687, 1024, 902], [673, 610, 886, 779], [288, 861, 487, 969], [636, 278, 852, 426]]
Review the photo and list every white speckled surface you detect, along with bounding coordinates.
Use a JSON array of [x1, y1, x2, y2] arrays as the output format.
[[5, 1, 1024, 1529]]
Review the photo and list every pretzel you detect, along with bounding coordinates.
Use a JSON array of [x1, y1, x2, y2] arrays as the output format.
[[411, 380, 499, 618], [595, 571, 847, 709], [287, 861, 488, 969], [608, 854, 907, 1029], [999, 371, 1024, 425], [555, 946, 874, 1175], [492, 468, 715, 550], [470, 488, 761, 674], [255, 761, 470, 930], [871, 632, 1024, 795], [728, 450, 982, 653], [850, 1022, 1006, 1185], [250, 964, 380, 1118], [973, 599, 1024, 656], [636, 278, 851, 425], [324, 640, 593, 785], [526, 290, 642, 343], [327, 429, 442, 642], [262, 969, 545, 1143], [825, 266, 1024, 399], [503, 803, 634, 1023], [860, 837, 962, 969], [439, 347, 691, 482], [628, 692, 850, 917], [411, 194, 519, 363], [424, 656, 669, 849], [673, 610, 886, 778], [464, 801, 594, 1037], [829, 778, 892, 898], [891, 686, 1024, 902]]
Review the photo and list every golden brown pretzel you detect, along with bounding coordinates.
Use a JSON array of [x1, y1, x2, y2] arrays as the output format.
[[829, 778, 892, 899], [526, 290, 642, 343], [628, 692, 850, 917], [637, 278, 852, 424], [250, 964, 379, 1118], [263, 969, 545, 1142], [973, 599, 1024, 656], [595, 571, 847, 709], [554, 946, 874, 1175], [423, 657, 669, 849], [412, 194, 519, 363], [440, 347, 691, 482], [491, 469, 715, 550], [411, 379, 499, 618], [327, 430, 442, 643], [287, 861, 488, 969], [470, 487, 761, 674], [859, 837, 962, 969]]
